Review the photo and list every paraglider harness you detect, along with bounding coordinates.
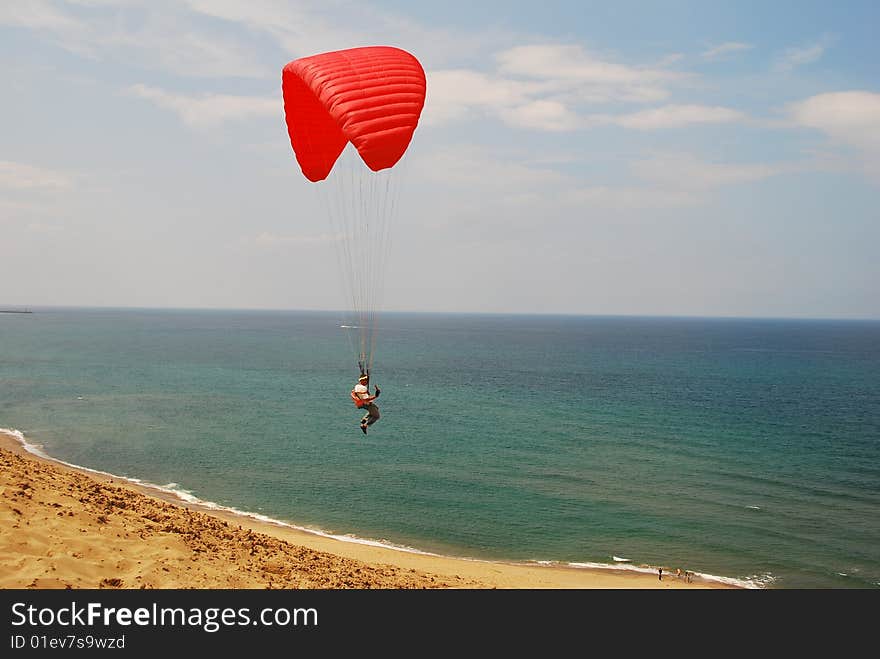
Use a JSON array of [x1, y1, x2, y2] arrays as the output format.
[[350, 363, 378, 409]]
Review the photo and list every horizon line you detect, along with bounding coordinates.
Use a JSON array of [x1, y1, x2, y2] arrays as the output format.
[[3, 304, 878, 323]]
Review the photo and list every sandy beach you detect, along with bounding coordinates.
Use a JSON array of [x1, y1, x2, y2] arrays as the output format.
[[0, 430, 736, 589]]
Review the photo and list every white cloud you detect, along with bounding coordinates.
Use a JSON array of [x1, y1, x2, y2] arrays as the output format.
[[413, 144, 567, 190], [118, 22, 267, 79], [657, 53, 685, 67], [423, 69, 535, 125], [631, 152, 792, 190], [413, 145, 781, 215], [788, 91, 880, 182], [3, 0, 510, 85], [499, 100, 582, 132], [773, 38, 832, 72], [1, 0, 270, 77], [788, 91, 880, 149], [0, 161, 74, 190], [426, 44, 704, 132], [701, 42, 753, 60], [560, 152, 793, 211], [182, 0, 364, 60], [497, 44, 682, 104], [605, 104, 745, 130], [8, 4, 719, 138], [0, 0, 83, 31], [562, 184, 699, 210], [127, 84, 278, 126], [181, 0, 504, 70], [0, 0, 94, 58], [497, 44, 681, 85]]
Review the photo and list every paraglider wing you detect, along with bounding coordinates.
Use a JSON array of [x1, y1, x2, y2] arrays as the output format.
[[282, 46, 427, 182], [281, 45, 426, 377]]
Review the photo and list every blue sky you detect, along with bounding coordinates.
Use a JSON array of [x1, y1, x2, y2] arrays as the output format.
[[2, 0, 878, 318]]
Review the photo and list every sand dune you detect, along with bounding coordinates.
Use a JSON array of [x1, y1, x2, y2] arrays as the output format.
[[0, 432, 734, 589]]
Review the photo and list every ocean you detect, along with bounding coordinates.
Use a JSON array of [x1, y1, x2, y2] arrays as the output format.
[[1, 307, 878, 588]]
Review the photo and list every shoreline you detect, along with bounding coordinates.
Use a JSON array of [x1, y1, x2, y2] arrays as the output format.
[[1, 428, 741, 589]]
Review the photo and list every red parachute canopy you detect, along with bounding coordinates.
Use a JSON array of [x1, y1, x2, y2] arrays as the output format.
[[282, 46, 426, 182]]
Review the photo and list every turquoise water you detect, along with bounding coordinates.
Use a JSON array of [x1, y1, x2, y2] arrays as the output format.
[[2, 308, 878, 588]]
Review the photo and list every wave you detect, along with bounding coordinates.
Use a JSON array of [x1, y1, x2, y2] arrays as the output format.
[[0, 427, 444, 560], [0, 426, 763, 587], [567, 560, 766, 589]]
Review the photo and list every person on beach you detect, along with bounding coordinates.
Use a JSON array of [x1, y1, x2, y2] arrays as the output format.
[[351, 373, 380, 434]]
